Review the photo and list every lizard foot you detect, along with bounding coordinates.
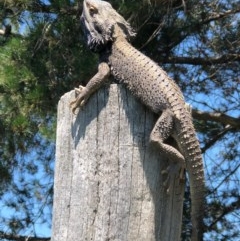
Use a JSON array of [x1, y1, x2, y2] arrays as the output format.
[[70, 85, 90, 114]]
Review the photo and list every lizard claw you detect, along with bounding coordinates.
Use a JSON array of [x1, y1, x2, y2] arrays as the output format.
[[161, 164, 185, 193], [74, 85, 85, 94], [161, 165, 172, 194], [70, 85, 89, 114], [179, 166, 186, 183]]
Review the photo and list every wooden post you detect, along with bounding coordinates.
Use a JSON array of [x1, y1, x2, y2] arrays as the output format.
[[51, 84, 184, 241]]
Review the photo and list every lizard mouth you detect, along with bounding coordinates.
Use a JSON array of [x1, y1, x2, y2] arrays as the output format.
[[80, 14, 106, 52]]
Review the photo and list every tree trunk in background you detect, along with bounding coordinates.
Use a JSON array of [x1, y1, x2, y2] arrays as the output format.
[[51, 84, 184, 241]]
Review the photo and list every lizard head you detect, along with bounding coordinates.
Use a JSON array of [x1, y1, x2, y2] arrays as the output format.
[[81, 0, 135, 52]]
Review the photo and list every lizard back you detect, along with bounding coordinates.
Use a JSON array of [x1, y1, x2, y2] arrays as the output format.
[[106, 36, 186, 116]]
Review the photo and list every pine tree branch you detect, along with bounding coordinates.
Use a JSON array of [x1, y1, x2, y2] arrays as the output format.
[[152, 7, 240, 57], [161, 54, 240, 65], [192, 109, 240, 129], [208, 198, 240, 230], [3, 1, 80, 16], [201, 8, 240, 25], [201, 126, 232, 153], [0, 231, 50, 241], [30, 2, 80, 15]]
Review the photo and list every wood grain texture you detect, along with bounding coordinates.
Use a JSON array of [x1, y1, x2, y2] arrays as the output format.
[[51, 84, 184, 241]]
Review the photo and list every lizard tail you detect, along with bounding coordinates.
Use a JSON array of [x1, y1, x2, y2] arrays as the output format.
[[177, 116, 205, 241]]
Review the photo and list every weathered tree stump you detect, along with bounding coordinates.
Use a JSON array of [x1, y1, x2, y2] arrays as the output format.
[[51, 84, 184, 241]]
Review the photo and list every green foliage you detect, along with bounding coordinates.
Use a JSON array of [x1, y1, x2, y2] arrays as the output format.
[[0, 0, 239, 240]]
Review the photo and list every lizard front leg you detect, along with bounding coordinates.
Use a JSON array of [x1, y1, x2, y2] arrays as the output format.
[[70, 62, 110, 113], [150, 109, 185, 190]]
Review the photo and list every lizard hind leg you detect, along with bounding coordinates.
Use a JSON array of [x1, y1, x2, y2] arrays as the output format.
[[150, 109, 185, 190]]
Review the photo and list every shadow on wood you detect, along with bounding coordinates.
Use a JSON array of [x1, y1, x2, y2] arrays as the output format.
[[51, 84, 184, 241]]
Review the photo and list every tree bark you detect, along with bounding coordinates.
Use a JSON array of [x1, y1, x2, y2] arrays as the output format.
[[51, 84, 184, 241]]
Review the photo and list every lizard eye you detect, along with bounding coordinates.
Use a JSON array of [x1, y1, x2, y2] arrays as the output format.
[[87, 3, 98, 15]]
